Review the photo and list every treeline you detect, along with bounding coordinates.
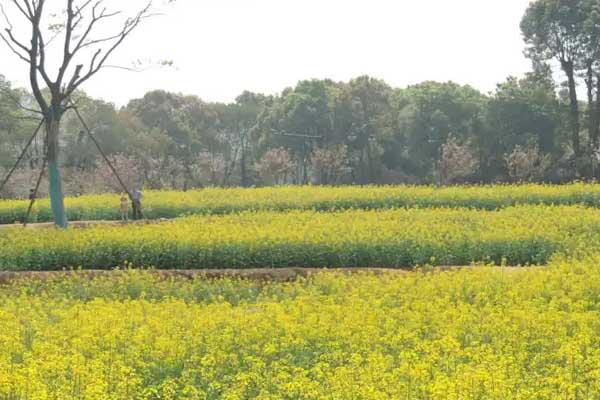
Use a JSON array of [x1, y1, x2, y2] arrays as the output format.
[[0, 70, 584, 197], [2, 0, 600, 197]]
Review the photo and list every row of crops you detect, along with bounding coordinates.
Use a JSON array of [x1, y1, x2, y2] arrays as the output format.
[[1, 205, 599, 270], [2, 257, 600, 398], [3, 182, 600, 224], [4, 183, 600, 398]]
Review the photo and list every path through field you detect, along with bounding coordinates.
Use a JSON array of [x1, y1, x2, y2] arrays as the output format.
[[0, 219, 167, 229], [0, 265, 536, 285]]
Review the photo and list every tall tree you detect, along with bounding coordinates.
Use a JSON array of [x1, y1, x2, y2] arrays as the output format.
[[258, 80, 333, 184], [521, 0, 587, 159], [127, 90, 224, 189], [390, 81, 485, 182], [0, 0, 154, 227], [581, 0, 600, 149], [483, 69, 560, 180], [344, 76, 393, 183], [216, 92, 267, 187]]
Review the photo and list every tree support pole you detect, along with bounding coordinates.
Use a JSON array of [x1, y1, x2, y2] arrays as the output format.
[[71, 103, 133, 198], [23, 129, 49, 227], [0, 119, 44, 196], [23, 155, 47, 227]]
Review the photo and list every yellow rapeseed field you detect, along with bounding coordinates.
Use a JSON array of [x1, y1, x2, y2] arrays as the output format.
[[4, 184, 600, 398], [3, 182, 600, 224], [2, 205, 598, 270], [1, 257, 600, 399]]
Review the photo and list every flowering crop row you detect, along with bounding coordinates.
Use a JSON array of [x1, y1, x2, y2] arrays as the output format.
[[1, 257, 600, 399], [3, 182, 600, 224], [1, 205, 598, 271]]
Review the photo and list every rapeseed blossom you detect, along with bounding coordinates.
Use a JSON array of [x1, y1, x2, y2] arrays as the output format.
[[1, 205, 597, 270], [1, 259, 600, 399], [2, 182, 600, 224]]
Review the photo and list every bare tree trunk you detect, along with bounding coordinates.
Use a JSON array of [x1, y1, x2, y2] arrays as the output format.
[[301, 142, 308, 185], [183, 157, 192, 192], [240, 140, 249, 187], [45, 112, 67, 228], [562, 60, 581, 159], [221, 148, 239, 187], [240, 150, 248, 187], [358, 149, 366, 184], [595, 74, 600, 151], [586, 63, 597, 150], [367, 145, 375, 184]]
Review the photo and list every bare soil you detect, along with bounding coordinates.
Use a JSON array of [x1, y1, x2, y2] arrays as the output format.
[[0, 220, 538, 284], [0, 219, 169, 229], [0, 266, 534, 285]]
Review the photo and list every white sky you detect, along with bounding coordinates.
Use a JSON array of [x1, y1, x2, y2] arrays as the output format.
[[0, 0, 533, 106]]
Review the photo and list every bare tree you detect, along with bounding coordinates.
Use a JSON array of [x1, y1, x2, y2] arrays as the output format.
[[439, 136, 479, 185], [310, 144, 350, 185], [255, 147, 294, 185], [0, 0, 154, 227], [505, 144, 551, 183]]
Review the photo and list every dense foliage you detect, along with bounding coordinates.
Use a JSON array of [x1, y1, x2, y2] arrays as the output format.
[[2, 257, 600, 398], [0, 69, 578, 197], [4, 183, 600, 224], [1, 205, 598, 270]]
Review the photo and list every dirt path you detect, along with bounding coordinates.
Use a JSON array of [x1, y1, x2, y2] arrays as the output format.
[[0, 219, 168, 230], [0, 266, 535, 285]]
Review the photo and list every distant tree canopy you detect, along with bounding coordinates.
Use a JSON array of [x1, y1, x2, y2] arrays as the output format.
[[0, 72, 575, 195], [3, 0, 600, 197], [521, 0, 600, 172]]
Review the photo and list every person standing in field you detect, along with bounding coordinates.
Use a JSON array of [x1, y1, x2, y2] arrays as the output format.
[[131, 189, 143, 220], [120, 194, 129, 222]]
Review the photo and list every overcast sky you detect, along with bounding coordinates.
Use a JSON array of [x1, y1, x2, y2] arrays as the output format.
[[0, 0, 533, 106]]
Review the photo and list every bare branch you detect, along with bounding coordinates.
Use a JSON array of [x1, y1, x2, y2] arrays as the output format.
[[0, 4, 14, 29], [0, 32, 31, 62], [77, 28, 130, 51], [28, 0, 49, 113], [98, 64, 148, 72], [4, 27, 30, 53], [34, 22, 55, 91], [45, 26, 65, 47], [65, 64, 84, 94], [63, 93, 85, 112], [63, 0, 75, 66], [66, 1, 153, 96], [71, 0, 95, 31], [13, 114, 44, 122], [2, 0, 156, 113], [53, 0, 76, 88], [9, 0, 33, 21], [57, 1, 121, 87], [0, 85, 43, 115], [0, 4, 31, 61], [73, 6, 122, 53]]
